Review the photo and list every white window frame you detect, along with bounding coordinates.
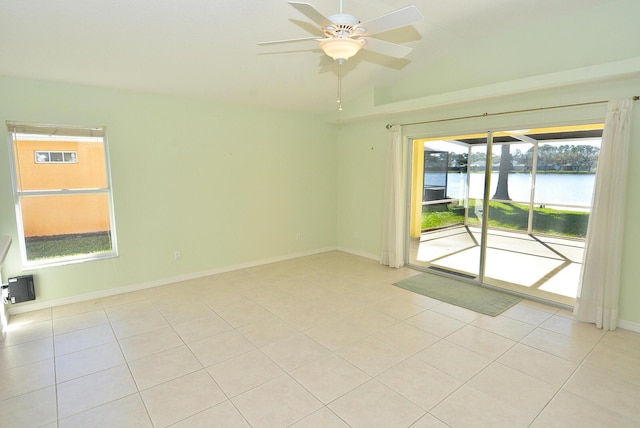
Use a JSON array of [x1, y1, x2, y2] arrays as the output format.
[[6, 121, 118, 268]]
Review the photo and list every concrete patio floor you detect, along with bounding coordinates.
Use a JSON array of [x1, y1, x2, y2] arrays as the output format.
[[409, 226, 583, 306]]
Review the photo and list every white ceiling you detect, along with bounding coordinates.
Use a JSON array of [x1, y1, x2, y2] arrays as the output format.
[[0, 0, 619, 114]]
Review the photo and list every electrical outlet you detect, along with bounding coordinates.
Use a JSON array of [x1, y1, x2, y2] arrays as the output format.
[[174, 250, 182, 261]]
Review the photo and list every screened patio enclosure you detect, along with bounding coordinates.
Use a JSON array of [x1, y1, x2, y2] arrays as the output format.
[[407, 124, 604, 306]]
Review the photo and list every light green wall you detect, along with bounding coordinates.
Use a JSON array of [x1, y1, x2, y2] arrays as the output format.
[[0, 77, 337, 303], [335, 121, 386, 259], [619, 105, 640, 326]]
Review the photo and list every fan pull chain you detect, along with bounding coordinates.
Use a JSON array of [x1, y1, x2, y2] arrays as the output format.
[[337, 63, 343, 111]]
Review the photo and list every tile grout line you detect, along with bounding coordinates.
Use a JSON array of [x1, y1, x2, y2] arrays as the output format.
[[103, 296, 156, 427]]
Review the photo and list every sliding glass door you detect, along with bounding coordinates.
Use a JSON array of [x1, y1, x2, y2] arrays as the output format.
[[407, 124, 603, 305], [408, 136, 487, 279]]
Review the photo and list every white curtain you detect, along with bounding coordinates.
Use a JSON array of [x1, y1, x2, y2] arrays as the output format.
[[574, 98, 634, 330], [381, 125, 404, 268]]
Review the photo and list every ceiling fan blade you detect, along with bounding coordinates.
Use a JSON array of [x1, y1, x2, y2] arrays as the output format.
[[289, 2, 333, 28], [355, 6, 422, 36], [258, 36, 320, 46], [361, 37, 413, 58]]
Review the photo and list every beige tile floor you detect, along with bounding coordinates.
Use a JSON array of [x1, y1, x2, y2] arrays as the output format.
[[1, 251, 639, 427]]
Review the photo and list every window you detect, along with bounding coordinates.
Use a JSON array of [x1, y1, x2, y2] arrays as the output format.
[[35, 150, 78, 164], [7, 122, 118, 267]]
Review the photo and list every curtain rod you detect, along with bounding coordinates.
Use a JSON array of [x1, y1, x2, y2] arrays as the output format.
[[385, 96, 640, 129]]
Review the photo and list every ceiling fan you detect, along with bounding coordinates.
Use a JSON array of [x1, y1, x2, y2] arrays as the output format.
[[258, 1, 423, 109]]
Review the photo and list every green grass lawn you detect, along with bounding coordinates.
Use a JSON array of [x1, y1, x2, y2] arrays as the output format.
[[423, 201, 589, 238], [26, 232, 113, 261]]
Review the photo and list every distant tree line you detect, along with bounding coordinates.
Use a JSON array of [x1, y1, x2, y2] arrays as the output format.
[[528, 144, 600, 172], [448, 144, 600, 173]]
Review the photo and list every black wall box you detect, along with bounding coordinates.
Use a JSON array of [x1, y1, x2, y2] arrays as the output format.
[[8, 275, 35, 303]]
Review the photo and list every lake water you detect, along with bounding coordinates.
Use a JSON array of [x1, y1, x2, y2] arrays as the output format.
[[437, 172, 595, 207]]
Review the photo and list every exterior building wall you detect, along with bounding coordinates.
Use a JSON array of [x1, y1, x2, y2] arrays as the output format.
[[14, 139, 109, 237]]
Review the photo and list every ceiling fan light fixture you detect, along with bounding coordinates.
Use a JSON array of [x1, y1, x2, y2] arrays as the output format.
[[260, 2, 423, 109], [320, 37, 364, 62]]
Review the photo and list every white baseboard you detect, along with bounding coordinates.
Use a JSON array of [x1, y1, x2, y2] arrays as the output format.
[[336, 247, 381, 263], [8, 247, 337, 315], [618, 319, 640, 333]]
